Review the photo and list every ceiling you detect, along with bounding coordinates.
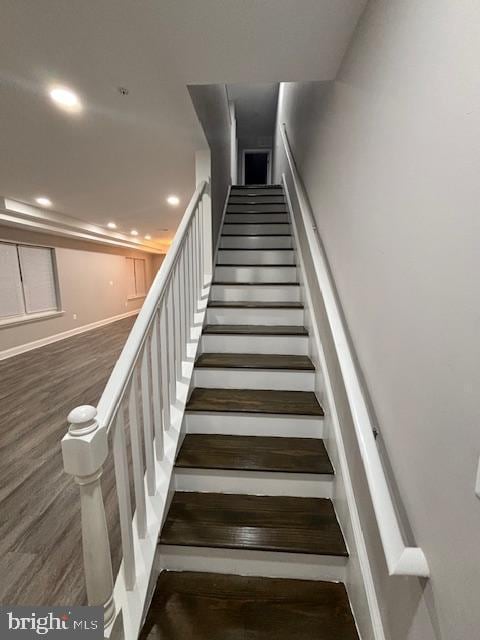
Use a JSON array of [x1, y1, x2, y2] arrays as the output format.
[[228, 84, 279, 147], [0, 0, 366, 251]]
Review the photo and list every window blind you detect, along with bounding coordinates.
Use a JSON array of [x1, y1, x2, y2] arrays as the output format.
[[134, 259, 146, 297], [126, 257, 136, 298], [0, 243, 25, 319], [18, 245, 58, 314]]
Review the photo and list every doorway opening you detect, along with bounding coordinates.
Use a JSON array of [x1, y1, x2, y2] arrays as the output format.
[[242, 149, 271, 185]]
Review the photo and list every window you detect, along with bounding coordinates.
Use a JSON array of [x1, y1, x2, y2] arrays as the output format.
[[0, 242, 59, 322], [126, 257, 147, 299]]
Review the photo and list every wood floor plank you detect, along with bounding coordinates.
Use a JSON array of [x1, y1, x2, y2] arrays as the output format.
[[187, 388, 324, 416], [176, 435, 334, 474], [0, 315, 136, 605], [140, 571, 359, 640], [161, 492, 347, 556], [195, 353, 314, 370], [203, 324, 308, 336]]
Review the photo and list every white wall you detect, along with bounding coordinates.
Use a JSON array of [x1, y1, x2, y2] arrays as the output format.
[[274, 1, 480, 639], [188, 84, 231, 244], [0, 227, 163, 353]]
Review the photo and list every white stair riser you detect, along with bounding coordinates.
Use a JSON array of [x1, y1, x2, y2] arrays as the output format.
[[220, 236, 293, 249], [185, 412, 324, 438], [227, 204, 287, 213], [159, 546, 346, 582], [201, 334, 309, 355], [225, 214, 289, 224], [206, 307, 304, 326], [217, 249, 295, 265], [215, 266, 297, 283], [223, 223, 290, 235], [174, 469, 333, 498], [193, 368, 315, 391], [210, 284, 300, 303]]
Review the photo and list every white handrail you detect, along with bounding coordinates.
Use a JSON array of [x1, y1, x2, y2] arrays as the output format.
[[280, 123, 429, 578], [96, 180, 207, 430]]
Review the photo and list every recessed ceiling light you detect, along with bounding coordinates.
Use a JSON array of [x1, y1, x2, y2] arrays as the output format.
[[130, 229, 138, 236], [107, 221, 117, 229], [167, 195, 180, 206], [35, 196, 52, 207], [144, 234, 152, 240], [49, 86, 82, 113]]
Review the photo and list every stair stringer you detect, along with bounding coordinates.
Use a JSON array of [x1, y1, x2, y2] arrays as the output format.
[[283, 175, 385, 640]]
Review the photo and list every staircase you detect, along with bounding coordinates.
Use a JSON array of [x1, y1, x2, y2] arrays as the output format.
[[141, 185, 359, 639]]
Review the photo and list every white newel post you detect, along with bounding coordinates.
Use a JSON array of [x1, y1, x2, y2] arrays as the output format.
[[61, 405, 115, 627]]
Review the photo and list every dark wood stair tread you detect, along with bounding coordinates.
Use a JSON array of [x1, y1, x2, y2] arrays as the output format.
[[208, 301, 303, 308], [195, 353, 314, 370], [186, 388, 324, 416], [224, 222, 290, 225], [203, 324, 308, 336], [140, 571, 359, 640], [176, 435, 334, 474], [161, 492, 347, 557], [213, 280, 298, 285], [215, 264, 296, 268], [222, 233, 292, 237]]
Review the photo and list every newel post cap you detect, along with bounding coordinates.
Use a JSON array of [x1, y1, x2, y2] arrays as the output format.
[[68, 405, 98, 436]]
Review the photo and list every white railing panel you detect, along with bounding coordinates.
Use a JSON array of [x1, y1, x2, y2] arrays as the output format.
[[280, 124, 429, 578], [62, 180, 212, 636]]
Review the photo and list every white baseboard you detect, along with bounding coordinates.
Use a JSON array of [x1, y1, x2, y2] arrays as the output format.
[[0, 310, 139, 361]]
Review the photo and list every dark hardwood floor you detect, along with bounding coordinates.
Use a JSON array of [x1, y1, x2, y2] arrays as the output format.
[[0, 315, 136, 606], [161, 492, 347, 556], [140, 571, 359, 640]]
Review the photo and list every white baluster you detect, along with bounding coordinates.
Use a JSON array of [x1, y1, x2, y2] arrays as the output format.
[[198, 201, 204, 289], [140, 340, 156, 496], [62, 406, 115, 626], [150, 311, 164, 460], [180, 252, 186, 360], [196, 204, 202, 294], [128, 369, 147, 538], [112, 408, 135, 590], [202, 187, 213, 280], [173, 265, 182, 382], [193, 208, 200, 300], [187, 227, 194, 327], [159, 299, 171, 430], [166, 282, 176, 409]]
